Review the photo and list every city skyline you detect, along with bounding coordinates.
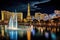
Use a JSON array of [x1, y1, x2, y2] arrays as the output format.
[[0, 0, 60, 19], [0, 0, 60, 40]]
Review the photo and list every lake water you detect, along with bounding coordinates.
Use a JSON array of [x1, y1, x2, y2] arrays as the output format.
[[5, 28, 60, 40]]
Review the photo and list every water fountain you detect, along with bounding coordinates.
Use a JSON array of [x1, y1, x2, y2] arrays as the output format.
[[8, 10, 18, 40], [5, 10, 33, 40]]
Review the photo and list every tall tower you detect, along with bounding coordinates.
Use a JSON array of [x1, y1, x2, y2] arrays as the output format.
[[26, 3, 31, 21], [27, 3, 30, 16]]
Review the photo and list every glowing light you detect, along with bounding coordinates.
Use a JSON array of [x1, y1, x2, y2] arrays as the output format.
[[45, 32, 49, 38], [9, 31, 13, 39], [31, 25, 35, 36], [51, 33, 56, 40], [27, 31, 31, 40], [16, 31, 18, 40], [57, 28, 59, 32], [9, 31, 17, 40], [31, 29, 35, 36], [1, 27, 4, 36]]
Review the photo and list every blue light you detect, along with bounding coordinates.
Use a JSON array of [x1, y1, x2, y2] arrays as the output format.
[[31, 29, 35, 36], [9, 30, 18, 40], [51, 33, 56, 40], [45, 32, 49, 38]]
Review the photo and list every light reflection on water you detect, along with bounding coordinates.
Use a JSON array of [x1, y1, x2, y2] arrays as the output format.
[[6, 29, 27, 40], [45, 32, 49, 39], [8, 30, 18, 40], [51, 33, 56, 40], [31, 28, 35, 36], [5, 27, 58, 40]]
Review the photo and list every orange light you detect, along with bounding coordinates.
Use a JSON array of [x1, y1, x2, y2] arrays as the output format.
[[27, 31, 31, 40]]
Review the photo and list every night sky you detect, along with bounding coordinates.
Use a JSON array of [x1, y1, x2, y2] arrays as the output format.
[[0, 0, 60, 18]]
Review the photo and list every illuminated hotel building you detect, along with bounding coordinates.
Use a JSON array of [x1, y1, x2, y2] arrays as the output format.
[[35, 12, 41, 21], [17, 12, 23, 22], [1, 11, 11, 24], [54, 10, 60, 14], [40, 14, 46, 20], [54, 10, 60, 17], [35, 12, 49, 21], [1, 10, 23, 24], [1, 11, 11, 21]]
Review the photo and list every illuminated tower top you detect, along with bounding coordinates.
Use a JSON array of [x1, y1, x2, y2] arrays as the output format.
[[27, 3, 30, 16]]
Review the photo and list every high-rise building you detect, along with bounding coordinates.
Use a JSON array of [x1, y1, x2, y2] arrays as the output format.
[[35, 12, 41, 21], [1, 11, 11, 21], [26, 3, 31, 21], [1, 11, 11, 24], [17, 12, 23, 22], [35, 12, 46, 20], [54, 10, 60, 14], [54, 10, 60, 17], [40, 14, 46, 20], [1, 10, 23, 24]]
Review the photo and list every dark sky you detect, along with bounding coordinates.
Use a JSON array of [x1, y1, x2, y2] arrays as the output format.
[[0, 0, 60, 18]]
